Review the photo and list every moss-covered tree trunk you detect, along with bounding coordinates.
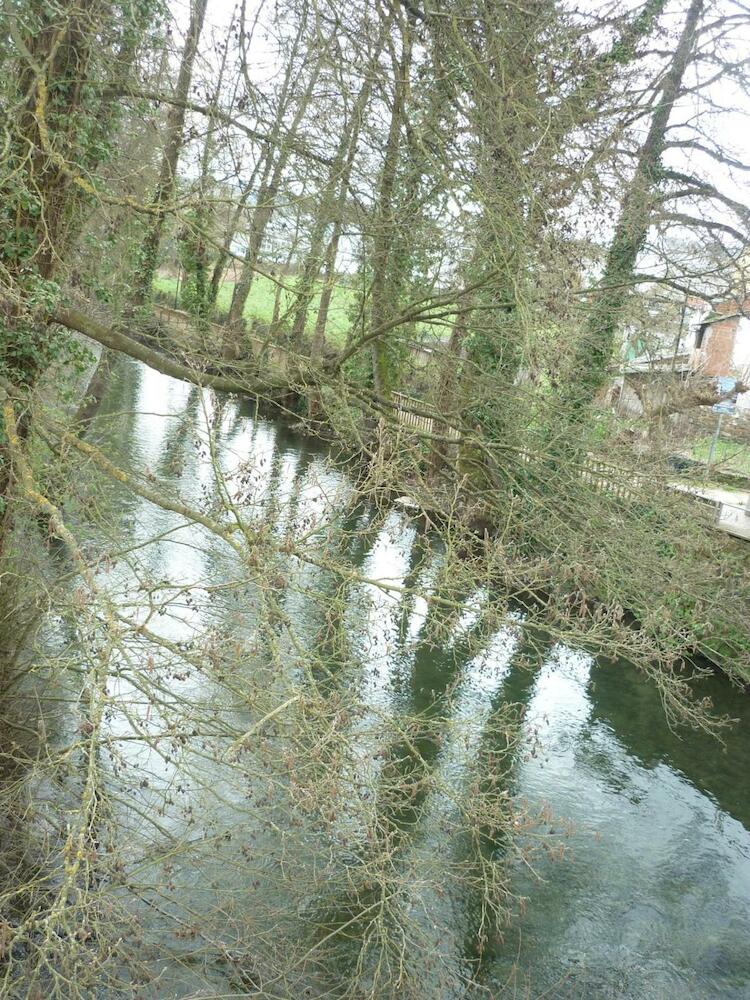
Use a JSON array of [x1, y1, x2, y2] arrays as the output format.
[[0, 0, 150, 545], [1, 0, 103, 528], [563, 0, 703, 418], [369, 24, 413, 398]]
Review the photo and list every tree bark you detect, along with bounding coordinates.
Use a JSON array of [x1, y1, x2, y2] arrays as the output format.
[[289, 22, 389, 347], [310, 233, 340, 355], [565, 0, 704, 415], [369, 24, 413, 398], [226, 3, 320, 330], [209, 171, 262, 310], [430, 301, 472, 471], [132, 0, 208, 306], [178, 14, 235, 328]]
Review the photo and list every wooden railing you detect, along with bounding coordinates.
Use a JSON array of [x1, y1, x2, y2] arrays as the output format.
[[392, 392, 461, 440], [391, 394, 650, 502]]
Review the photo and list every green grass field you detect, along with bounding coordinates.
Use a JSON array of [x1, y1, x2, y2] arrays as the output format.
[[153, 273, 358, 348], [153, 272, 456, 352], [690, 436, 750, 477]]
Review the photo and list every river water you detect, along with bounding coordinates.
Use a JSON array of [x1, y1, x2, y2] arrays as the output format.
[[14, 355, 750, 998]]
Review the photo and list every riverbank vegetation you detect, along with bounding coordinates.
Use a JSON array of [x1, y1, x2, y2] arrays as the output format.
[[1, 0, 750, 995]]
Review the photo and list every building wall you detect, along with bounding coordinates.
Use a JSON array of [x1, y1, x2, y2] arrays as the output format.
[[733, 317, 750, 414], [687, 300, 750, 412], [701, 317, 738, 375], [732, 316, 750, 371], [692, 301, 750, 375]]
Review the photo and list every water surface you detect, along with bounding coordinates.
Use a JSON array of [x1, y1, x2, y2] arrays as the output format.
[[16, 356, 750, 998]]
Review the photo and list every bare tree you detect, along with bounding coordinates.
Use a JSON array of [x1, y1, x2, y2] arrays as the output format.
[[132, 0, 209, 306], [226, 0, 326, 331]]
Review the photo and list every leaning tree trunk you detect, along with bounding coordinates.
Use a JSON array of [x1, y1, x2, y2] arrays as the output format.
[[226, 59, 322, 332], [132, 0, 208, 306], [209, 166, 264, 311], [564, 0, 703, 417], [289, 21, 389, 348], [369, 25, 413, 398], [287, 99, 366, 347], [225, 3, 316, 331]]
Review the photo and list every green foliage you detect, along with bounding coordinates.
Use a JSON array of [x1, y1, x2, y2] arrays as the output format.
[[0, 180, 42, 267], [177, 212, 212, 327], [608, 0, 668, 67], [1, 304, 94, 387]]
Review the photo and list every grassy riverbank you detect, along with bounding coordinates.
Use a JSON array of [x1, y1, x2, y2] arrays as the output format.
[[153, 273, 359, 347]]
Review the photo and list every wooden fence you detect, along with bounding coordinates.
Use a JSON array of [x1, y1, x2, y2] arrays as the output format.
[[391, 393, 652, 503], [579, 458, 645, 502], [392, 392, 461, 440]]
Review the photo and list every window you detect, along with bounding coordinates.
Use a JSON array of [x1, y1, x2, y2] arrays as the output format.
[[695, 323, 708, 349]]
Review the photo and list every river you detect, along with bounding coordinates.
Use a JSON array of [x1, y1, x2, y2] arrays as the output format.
[[7, 354, 750, 999]]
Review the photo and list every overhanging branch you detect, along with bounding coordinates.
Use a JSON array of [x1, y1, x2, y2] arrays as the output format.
[[51, 307, 284, 397]]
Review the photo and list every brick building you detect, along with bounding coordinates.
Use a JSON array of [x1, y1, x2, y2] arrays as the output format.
[[612, 290, 750, 419], [689, 297, 750, 411]]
